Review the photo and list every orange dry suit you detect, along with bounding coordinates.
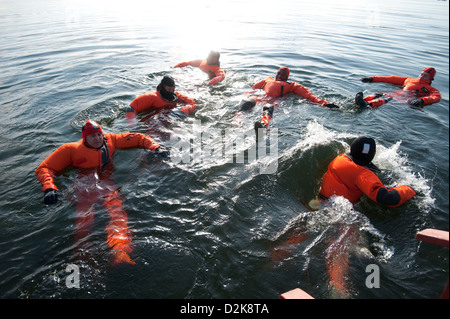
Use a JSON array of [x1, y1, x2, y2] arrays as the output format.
[[252, 77, 329, 106], [129, 90, 197, 115], [364, 76, 441, 108], [175, 59, 225, 85], [318, 153, 415, 294], [35, 133, 161, 265], [319, 154, 416, 207], [251, 76, 330, 128]]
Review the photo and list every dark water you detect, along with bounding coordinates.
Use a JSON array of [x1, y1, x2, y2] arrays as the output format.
[[0, 0, 448, 299]]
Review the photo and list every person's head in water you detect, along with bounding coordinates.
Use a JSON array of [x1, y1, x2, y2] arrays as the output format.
[[157, 75, 178, 102], [275, 66, 290, 81], [82, 120, 104, 149], [350, 136, 376, 167], [206, 50, 220, 66], [418, 67, 436, 83]]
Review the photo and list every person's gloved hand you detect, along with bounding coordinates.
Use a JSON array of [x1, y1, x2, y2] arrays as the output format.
[[179, 104, 196, 115], [155, 147, 170, 159], [361, 77, 373, 83], [410, 99, 424, 107], [44, 189, 59, 205], [174, 62, 189, 68], [325, 103, 339, 109], [208, 77, 221, 86]]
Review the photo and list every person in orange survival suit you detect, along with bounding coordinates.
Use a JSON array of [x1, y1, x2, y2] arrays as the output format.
[[318, 136, 416, 295], [35, 120, 169, 265], [125, 75, 198, 123], [319, 136, 416, 206], [237, 67, 339, 130], [174, 50, 225, 85], [271, 137, 416, 296], [356, 67, 441, 109]]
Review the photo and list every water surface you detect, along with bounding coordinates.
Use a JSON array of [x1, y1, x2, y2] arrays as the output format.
[[0, 0, 448, 299]]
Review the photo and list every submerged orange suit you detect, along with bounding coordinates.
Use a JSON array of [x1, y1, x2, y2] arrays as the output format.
[[272, 147, 416, 296], [129, 90, 197, 116], [35, 132, 161, 265], [319, 154, 416, 207], [252, 77, 330, 106], [250, 74, 332, 127], [318, 153, 415, 295], [174, 59, 225, 85], [364, 75, 441, 108]]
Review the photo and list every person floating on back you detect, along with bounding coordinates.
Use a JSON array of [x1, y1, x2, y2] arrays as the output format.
[[35, 120, 169, 265], [237, 67, 339, 131], [356, 67, 441, 109], [174, 50, 225, 86]]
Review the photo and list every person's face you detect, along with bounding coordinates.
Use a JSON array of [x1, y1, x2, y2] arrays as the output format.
[[164, 85, 175, 93], [86, 132, 104, 149], [276, 69, 288, 81], [418, 70, 431, 82]]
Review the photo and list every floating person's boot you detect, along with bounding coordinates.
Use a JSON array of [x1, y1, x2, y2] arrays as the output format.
[[355, 92, 369, 109], [254, 104, 274, 131]]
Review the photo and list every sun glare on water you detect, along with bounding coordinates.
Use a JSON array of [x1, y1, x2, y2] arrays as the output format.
[[62, 0, 297, 58]]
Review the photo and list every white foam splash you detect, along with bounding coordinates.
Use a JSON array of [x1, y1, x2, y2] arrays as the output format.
[[287, 119, 355, 157], [375, 141, 435, 212], [277, 195, 395, 264]]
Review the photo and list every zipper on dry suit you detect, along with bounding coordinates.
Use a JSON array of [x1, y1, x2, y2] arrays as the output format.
[[99, 141, 110, 173]]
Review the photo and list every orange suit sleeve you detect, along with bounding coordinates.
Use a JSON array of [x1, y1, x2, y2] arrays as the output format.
[[129, 92, 158, 114], [174, 59, 202, 68], [385, 185, 416, 207], [252, 77, 271, 90], [109, 133, 161, 151], [35, 143, 75, 192], [177, 93, 198, 115], [208, 68, 225, 85], [370, 76, 408, 86], [292, 82, 328, 106], [356, 170, 416, 207], [421, 86, 441, 105], [356, 169, 386, 203]]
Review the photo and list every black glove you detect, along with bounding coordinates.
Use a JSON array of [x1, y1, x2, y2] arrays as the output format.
[[325, 103, 339, 109], [410, 99, 424, 107], [361, 77, 373, 83], [44, 189, 59, 206], [155, 147, 170, 159]]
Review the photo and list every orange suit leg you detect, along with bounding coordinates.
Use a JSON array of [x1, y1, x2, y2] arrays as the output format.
[[74, 201, 95, 243], [72, 188, 98, 262], [364, 95, 387, 108], [270, 228, 310, 263], [103, 189, 135, 265], [259, 104, 275, 128], [325, 225, 359, 296]]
